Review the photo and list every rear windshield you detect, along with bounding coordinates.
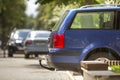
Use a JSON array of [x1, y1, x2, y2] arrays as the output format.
[[29, 31, 50, 38], [34, 33, 50, 38], [12, 31, 30, 40], [52, 11, 69, 31]]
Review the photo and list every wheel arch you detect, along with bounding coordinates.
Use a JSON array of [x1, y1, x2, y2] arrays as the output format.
[[83, 47, 120, 60], [79, 43, 120, 61]]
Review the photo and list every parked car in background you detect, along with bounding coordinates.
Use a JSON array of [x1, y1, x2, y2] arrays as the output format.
[[7, 29, 31, 57], [24, 30, 51, 58], [46, 4, 120, 72]]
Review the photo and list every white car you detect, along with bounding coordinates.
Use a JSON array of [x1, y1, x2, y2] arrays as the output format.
[[24, 30, 51, 58]]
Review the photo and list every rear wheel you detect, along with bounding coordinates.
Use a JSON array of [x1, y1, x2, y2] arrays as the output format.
[[95, 57, 110, 63], [86, 52, 117, 61], [25, 53, 29, 58], [35, 54, 38, 57], [8, 48, 13, 57]]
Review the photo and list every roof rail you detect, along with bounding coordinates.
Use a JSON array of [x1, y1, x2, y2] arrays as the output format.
[[80, 4, 120, 9]]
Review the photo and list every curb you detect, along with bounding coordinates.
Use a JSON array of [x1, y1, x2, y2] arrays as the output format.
[[66, 71, 83, 80]]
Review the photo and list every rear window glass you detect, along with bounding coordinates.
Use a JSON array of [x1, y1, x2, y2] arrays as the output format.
[[70, 11, 114, 29], [29, 31, 50, 38], [52, 11, 69, 31], [34, 33, 50, 38]]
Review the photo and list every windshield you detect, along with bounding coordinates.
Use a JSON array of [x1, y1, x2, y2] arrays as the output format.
[[52, 11, 69, 31]]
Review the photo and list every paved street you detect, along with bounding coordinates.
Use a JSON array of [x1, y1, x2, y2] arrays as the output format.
[[0, 53, 69, 80]]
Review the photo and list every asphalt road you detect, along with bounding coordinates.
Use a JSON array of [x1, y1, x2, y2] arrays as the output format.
[[0, 54, 69, 80]]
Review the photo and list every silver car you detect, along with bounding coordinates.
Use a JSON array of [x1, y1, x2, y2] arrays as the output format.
[[24, 30, 51, 58]]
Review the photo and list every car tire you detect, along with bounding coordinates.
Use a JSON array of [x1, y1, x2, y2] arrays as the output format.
[[35, 54, 38, 57], [25, 53, 29, 58], [86, 52, 117, 61], [8, 48, 13, 57]]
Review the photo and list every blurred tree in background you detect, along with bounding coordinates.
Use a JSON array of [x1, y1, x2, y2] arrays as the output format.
[[0, 0, 26, 47], [25, 15, 37, 30], [36, 0, 98, 30], [0, 0, 26, 35], [0, 0, 120, 48], [36, 0, 120, 30]]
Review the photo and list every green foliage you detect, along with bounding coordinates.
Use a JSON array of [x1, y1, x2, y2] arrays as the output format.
[[37, 0, 120, 5], [96, 0, 120, 4], [0, 0, 27, 38], [110, 65, 120, 73], [36, 0, 120, 30], [26, 16, 37, 30], [36, 2, 56, 30], [37, 0, 91, 5], [36, 0, 98, 30]]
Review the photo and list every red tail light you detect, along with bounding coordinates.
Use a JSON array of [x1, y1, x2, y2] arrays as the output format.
[[25, 40, 32, 45], [53, 34, 64, 48]]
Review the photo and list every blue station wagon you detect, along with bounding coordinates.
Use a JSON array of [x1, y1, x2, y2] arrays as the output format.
[[46, 4, 120, 71]]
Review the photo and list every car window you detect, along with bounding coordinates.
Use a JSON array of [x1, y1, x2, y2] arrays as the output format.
[[13, 31, 30, 40], [52, 11, 69, 31], [29, 32, 50, 38], [35, 33, 50, 38], [70, 11, 114, 29]]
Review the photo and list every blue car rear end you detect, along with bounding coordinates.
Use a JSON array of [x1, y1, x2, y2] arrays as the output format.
[[47, 5, 120, 71]]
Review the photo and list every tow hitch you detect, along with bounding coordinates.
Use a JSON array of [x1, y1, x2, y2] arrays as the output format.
[[39, 55, 55, 70]]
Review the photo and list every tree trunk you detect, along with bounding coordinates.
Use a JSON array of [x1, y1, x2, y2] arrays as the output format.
[[0, 9, 7, 58]]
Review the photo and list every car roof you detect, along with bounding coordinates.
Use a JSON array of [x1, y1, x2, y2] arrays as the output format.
[[15, 29, 31, 32], [30, 30, 51, 33], [70, 4, 120, 12]]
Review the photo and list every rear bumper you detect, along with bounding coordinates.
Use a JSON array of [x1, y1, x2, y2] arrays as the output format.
[[25, 46, 49, 54], [46, 48, 82, 71], [45, 55, 55, 68], [25, 51, 48, 55], [46, 54, 81, 71], [17, 47, 24, 51]]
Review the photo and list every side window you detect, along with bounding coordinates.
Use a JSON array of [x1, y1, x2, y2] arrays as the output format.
[[70, 11, 114, 29], [102, 12, 114, 29]]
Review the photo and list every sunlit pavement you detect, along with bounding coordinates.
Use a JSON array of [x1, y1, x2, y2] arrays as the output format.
[[0, 57, 69, 80], [0, 51, 83, 80]]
